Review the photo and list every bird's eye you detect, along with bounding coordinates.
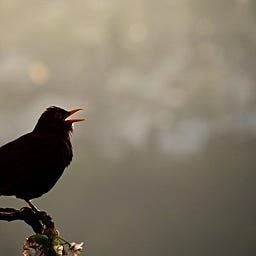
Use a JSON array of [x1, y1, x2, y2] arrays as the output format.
[[54, 112, 63, 119]]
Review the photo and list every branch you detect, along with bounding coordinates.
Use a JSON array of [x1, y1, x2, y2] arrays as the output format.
[[0, 207, 54, 233]]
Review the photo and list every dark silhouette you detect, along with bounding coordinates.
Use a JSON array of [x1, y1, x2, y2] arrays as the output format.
[[0, 106, 84, 211]]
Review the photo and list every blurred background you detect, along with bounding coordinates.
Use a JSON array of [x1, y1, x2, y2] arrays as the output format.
[[0, 0, 256, 255]]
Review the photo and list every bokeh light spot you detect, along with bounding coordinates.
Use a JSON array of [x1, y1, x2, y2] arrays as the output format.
[[28, 62, 50, 85]]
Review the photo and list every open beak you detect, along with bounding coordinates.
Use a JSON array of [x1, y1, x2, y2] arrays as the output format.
[[65, 108, 85, 123]]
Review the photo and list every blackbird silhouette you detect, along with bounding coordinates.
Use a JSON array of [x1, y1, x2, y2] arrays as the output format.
[[0, 106, 84, 211]]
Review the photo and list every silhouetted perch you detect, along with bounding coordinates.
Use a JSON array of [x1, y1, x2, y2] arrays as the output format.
[[0, 207, 83, 255], [0, 207, 54, 233]]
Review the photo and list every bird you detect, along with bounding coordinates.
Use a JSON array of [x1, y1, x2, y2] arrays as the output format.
[[0, 106, 84, 211]]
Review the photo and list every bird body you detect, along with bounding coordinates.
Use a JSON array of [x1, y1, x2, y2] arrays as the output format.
[[0, 106, 84, 205]]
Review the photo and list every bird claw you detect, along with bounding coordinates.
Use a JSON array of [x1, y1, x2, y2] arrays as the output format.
[[35, 210, 48, 220], [36, 211, 55, 229], [20, 207, 55, 231]]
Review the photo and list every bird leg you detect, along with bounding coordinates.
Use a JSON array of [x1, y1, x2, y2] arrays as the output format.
[[25, 200, 39, 212]]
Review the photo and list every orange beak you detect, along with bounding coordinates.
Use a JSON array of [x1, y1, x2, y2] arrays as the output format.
[[65, 108, 85, 123]]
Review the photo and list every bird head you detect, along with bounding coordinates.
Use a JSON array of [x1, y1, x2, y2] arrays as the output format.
[[33, 106, 85, 136]]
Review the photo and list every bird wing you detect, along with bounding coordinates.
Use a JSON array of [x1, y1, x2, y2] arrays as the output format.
[[0, 132, 67, 197]]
